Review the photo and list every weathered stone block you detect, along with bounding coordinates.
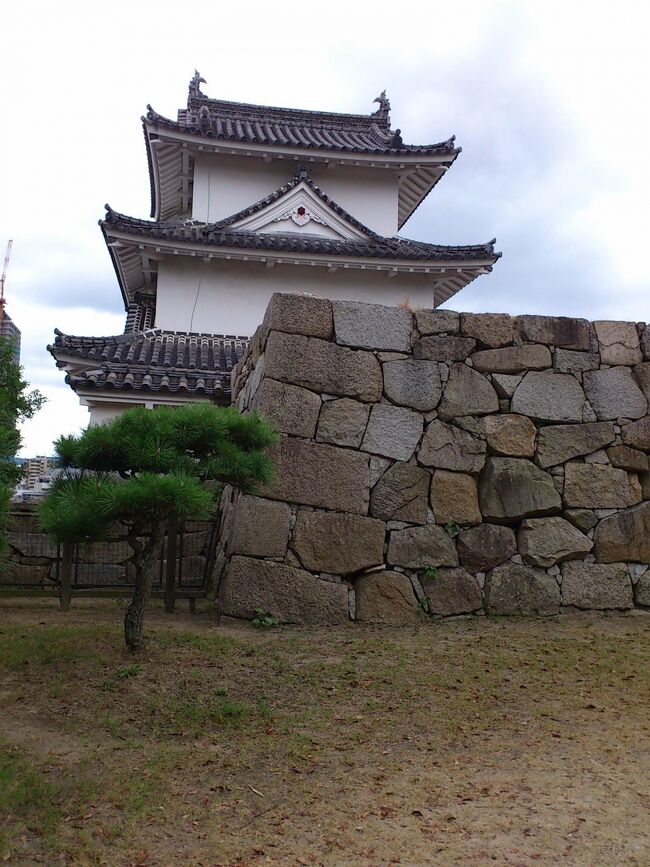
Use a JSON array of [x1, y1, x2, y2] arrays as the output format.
[[382, 358, 442, 411], [430, 470, 482, 525], [370, 462, 430, 524], [251, 378, 321, 439], [594, 320, 642, 366], [491, 374, 522, 398], [263, 438, 369, 514], [229, 495, 291, 559], [481, 414, 536, 457], [485, 562, 560, 615], [606, 445, 648, 472], [511, 372, 585, 422], [361, 404, 423, 461], [472, 344, 552, 374], [418, 419, 486, 473], [264, 331, 382, 402], [260, 292, 333, 343], [461, 313, 514, 347], [583, 368, 647, 421], [316, 398, 370, 448], [478, 458, 561, 521], [561, 561, 632, 609], [456, 523, 516, 572], [563, 509, 597, 532], [536, 421, 616, 468], [621, 416, 650, 450], [554, 349, 600, 374], [634, 362, 650, 402], [415, 309, 460, 336], [218, 556, 349, 624], [518, 517, 592, 568], [423, 567, 482, 616], [291, 511, 385, 575], [333, 300, 413, 351], [354, 571, 419, 623], [563, 463, 641, 509], [413, 335, 475, 362], [517, 315, 590, 350], [438, 363, 499, 420], [593, 501, 650, 563], [387, 525, 458, 569]]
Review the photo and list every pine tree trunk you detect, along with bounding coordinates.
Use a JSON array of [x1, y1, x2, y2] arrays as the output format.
[[124, 524, 163, 653]]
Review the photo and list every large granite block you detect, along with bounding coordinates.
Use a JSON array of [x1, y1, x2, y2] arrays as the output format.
[[485, 562, 560, 615], [460, 313, 514, 347], [291, 511, 385, 575], [594, 320, 642, 366], [361, 403, 424, 461], [472, 345, 552, 374], [561, 562, 633, 610], [423, 567, 483, 616], [260, 292, 333, 343], [228, 495, 291, 559], [382, 358, 442, 411], [563, 463, 641, 509], [333, 300, 413, 351], [478, 458, 561, 520], [218, 556, 349, 624], [593, 501, 650, 563], [511, 372, 585, 422], [536, 421, 616, 468], [370, 462, 430, 524], [264, 331, 382, 402], [583, 368, 647, 420], [415, 309, 460, 335], [413, 335, 475, 362], [418, 419, 486, 473], [387, 525, 458, 569], [517, 517, 592, 567], [517, 315, 590, 350], [316, 398, 370, 448], [251, 378, 321, 438], [430, 470, 482, 525], [456, 523, 516, 572], [354, 571, 420, 624], [263, 438, 370, 514], [438, 363, 499, 420]]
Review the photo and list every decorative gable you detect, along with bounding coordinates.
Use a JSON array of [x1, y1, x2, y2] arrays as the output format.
[[228, 180, 372, 241]]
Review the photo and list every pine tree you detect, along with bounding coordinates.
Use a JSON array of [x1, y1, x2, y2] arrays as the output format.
[[39, 404, 276, 651]]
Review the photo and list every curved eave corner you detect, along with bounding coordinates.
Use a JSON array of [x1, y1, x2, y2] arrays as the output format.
[[99, 210, 132, 312]]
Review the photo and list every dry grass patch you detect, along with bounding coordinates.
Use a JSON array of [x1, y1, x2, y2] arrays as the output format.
[[1, 602, 649, 865]]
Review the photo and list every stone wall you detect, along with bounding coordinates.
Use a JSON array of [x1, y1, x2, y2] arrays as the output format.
[[214, 293, 650, 624]]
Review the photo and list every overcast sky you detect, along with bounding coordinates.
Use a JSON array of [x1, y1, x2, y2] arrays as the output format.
[[2, 0, 648, 456]]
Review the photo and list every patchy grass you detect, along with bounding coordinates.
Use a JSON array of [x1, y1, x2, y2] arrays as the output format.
[[0, 603, 650, 864]]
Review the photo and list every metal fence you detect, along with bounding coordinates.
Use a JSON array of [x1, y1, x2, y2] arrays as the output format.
[[0, 518, 219, 611]]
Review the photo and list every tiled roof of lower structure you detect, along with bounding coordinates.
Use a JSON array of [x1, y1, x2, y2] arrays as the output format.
[[48, 328, 248, 398], [102, 208, 500, 264], [143, 77, 458, 157]]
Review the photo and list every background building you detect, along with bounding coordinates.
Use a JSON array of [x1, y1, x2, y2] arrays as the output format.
[[0, 311, 21, 363]]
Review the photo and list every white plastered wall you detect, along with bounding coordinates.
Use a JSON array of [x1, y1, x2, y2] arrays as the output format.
[[155, 258, 437, 336], [192, 153, 400, 237]]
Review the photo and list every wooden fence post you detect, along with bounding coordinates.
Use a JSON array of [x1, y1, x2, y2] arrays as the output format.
[[164, 517, 178, 614], [60, 542, 73, 612]]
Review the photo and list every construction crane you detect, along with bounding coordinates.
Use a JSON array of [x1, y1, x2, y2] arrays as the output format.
[[0, 239, 13, 325]]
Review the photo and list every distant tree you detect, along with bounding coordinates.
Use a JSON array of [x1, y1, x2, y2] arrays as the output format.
[[0, 337, 45, 554], [39, 404, 276, 651]]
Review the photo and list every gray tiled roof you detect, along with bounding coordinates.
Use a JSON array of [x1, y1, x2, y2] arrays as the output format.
[[144, 85, 458, 157], [102, 206, 499, 264], [48, 329, 247, 398]]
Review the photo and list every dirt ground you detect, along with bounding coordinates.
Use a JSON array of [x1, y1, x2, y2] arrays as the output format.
[[1, 599, 649, 866]]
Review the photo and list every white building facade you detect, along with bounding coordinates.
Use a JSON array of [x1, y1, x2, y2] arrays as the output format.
[[50, 73, 499, 423]]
